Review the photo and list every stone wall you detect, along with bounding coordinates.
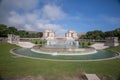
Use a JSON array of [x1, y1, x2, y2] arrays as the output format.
[[104, 37, 119, 46], [7, 34, 20, 44]]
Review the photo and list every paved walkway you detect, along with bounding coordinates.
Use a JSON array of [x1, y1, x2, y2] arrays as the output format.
[[17, 42, 35, 48], [90, 43, 109, 50], [85, 74, 101, 80]]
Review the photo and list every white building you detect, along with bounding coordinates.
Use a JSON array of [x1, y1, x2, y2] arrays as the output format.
[[43, 29, 79, 47], [43, 29, 78, 41], [43, 29, 55, 40], [65, 30, 78, 41]]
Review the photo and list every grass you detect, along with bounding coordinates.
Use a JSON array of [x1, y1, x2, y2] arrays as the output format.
[[106, 46, 120, 53], [0, 42, 120, 79], [79, 41, 95, 48], [31, 39, 46, 44]]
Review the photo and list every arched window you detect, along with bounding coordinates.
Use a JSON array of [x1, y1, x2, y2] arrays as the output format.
[[71, 33, 74, 37], [47, 32, 49, 37]]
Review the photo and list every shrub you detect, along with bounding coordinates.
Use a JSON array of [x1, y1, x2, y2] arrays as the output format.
[[88, 42, 91, 46], [35, 41, 38, 44], [82, 42, 85, 47], [39, 41, 42, 44]]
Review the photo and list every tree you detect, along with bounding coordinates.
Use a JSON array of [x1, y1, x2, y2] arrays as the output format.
[[80, 35, 87, 39], [79, 28, 120, 40], [8, 27, 17, 35], [114, 28, 120, 39], [105, 31, 114, 37], [0, 24, 44, 38], [0, 24, 8, 37], [18, 30, 29, 38], [80, 30, 105, 39], [36, 32, 43, 38]]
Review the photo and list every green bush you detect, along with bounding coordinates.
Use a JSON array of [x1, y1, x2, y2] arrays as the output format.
[[79, 42, 81, 45], [35, 41, 38, 44], [82, 42, 85, 47], [88, 42, 91, 46], [39, 41, 42, 44]]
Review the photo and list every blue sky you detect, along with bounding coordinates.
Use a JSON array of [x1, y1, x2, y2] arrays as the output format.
[[0, 0, 120, 36], [52, 0, 120, 32]]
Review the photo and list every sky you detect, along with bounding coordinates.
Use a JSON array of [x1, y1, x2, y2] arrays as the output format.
[[0, 0, 120, 36]]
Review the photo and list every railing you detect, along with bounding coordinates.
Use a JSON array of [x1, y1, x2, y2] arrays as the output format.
[[79, 39, 106, 42]]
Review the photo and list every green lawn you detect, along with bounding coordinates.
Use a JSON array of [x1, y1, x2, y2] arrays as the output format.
[[0, 42, 120, 79], [31, 39, 46, 44]]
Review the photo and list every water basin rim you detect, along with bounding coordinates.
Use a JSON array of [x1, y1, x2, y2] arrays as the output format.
[[10, 48, 120, 61]]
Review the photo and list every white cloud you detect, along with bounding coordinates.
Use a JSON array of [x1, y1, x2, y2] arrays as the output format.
[[42, 4, 66, 20], [102, 16, 120, 24], [0, 0, 39, 24], [8, 11, 25, 26], [0, 0, 67, 37], [1, 0, 39, 11], [96, 15, 120, 25], [24, 24, 35, 31], [35, 23, 67, 36]]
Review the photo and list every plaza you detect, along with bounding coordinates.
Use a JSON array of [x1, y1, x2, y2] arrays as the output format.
[[0, 0, 120, 79]]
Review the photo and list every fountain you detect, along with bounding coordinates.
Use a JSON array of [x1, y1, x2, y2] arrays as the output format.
[[31, 29, 97, 55], [31, 38, 97, 55], [11, 29, 119, 61]]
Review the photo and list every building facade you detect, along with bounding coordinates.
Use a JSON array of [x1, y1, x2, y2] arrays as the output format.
[[43, 29, 78, 41], [65, 30, 78, 41], [43, 29, 55, 40]]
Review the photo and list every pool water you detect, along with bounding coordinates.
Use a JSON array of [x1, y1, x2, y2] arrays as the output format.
[[12, 48, 119, 61]]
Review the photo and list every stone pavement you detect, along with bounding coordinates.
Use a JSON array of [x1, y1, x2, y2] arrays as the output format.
[[85, 74, 101, 80], [90, 43, 109, 50], [17, 42, 35, 48]]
